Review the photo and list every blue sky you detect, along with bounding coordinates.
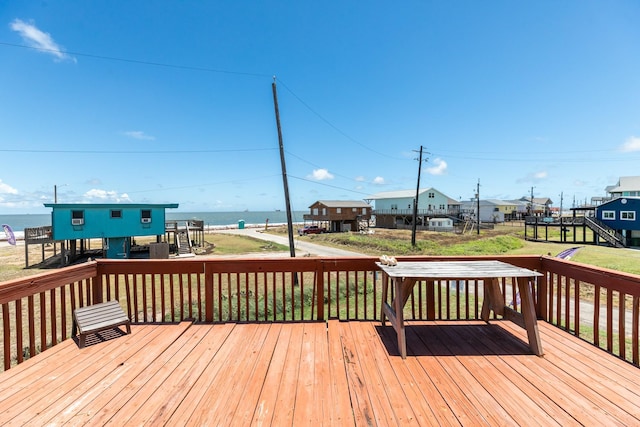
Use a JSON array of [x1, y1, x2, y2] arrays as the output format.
[[1, 1, 639, 214]]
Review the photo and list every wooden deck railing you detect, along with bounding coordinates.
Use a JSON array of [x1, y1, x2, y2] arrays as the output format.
[[1, 255, 640, 370]]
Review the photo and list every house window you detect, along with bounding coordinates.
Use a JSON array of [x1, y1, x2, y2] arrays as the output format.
[[428, 192, 435, 198], [621, 211, 636, 221], [312, 208, 318, 215], [352, 208, 357, 212], [391, 204, 398, 210], [362, 208, 367, 215], [71, 210, 84, 226], [110, 209, 122, 219], [602, 211, 615, 220], [141, 209, 152, 223], [322, 208, 326, 215], [336, 208, 341, 214]]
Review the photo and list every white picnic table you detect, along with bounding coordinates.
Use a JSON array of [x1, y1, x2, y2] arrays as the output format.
[[378, 260, 544, 359]]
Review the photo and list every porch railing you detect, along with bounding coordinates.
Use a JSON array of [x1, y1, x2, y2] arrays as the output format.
[[1, 255, 639, 370]]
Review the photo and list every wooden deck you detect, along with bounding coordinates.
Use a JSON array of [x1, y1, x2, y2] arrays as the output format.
[[1, 320, 639, 426]]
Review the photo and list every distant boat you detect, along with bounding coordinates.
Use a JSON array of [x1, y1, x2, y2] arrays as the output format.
[[275, 209, 281, 212]]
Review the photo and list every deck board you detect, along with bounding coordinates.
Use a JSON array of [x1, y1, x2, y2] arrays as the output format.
[[1, 320, 639, 426]]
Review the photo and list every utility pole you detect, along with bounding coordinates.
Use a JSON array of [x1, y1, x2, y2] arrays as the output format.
[[476, 179, 480, 235], [411, 146, 427, 247], [272, 78, 296, 258], [559, 192, 564, 217], [529, 186, 535, 216]]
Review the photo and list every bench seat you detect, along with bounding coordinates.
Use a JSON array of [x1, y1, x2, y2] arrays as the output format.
[[72, 300, 131, 348]]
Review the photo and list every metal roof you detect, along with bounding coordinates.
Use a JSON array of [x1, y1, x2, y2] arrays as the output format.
[[310, 200, 371, 208], [366, 188, 448, 200], [608, 176, 640, 192]]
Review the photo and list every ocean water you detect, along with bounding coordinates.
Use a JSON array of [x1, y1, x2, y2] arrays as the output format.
[[0, 211, 307, 232]]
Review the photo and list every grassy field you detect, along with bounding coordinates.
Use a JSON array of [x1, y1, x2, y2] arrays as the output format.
[[292, 225, 640, 275]]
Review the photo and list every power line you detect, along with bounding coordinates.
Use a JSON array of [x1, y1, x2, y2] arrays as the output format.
[[0, 41, 271, 78], [288, 175, 374, 196], [276, 78, 405, 160], [0, 147, 276, 155]]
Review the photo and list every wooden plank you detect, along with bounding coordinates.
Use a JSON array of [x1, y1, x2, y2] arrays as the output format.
[[269, 322, 304, 426], [347, 321, 399, 425], [251, 323, 294, 425], [313, 320, 331, 423], [292, 322, 322, 425], [229, 323, 283, 425], [336, 320, 376, 426], [326, 320, 356, 426], [378, 260, 542, 279]]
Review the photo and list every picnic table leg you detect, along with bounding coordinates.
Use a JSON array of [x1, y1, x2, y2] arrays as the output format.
[[381, 272, 389, 325], [481, 278, 505, 321], [518, 277, 544, 356], [393, 278, 407, 359]]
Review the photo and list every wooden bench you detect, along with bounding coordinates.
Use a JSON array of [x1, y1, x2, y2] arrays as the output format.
[[72, 300, 131, 348]]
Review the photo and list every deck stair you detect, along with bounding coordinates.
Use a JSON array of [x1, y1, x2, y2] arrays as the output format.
[[584, 216, 626, 248], [176, 222, 193, 255]]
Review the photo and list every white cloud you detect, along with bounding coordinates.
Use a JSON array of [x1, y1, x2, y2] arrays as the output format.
[[619, 136, 640, 153], [355, 176, 366, 182], [123, 130, 156, 141], [516, 170, 548, 184], [83, 189, 131, 203], [0, 180, 18, 194], [426, 158, 447, 175], [308, 169, 334, 180], [9, 19, 76, 63], [372, 176, 385, 185]]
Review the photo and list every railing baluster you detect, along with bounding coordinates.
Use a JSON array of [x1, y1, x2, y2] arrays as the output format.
[[607, 288, 613, 352], [574, 280, 581, 337], [2, 303, 9, 370], [15, 300, 23, 364], [619, 293, 626, 360]]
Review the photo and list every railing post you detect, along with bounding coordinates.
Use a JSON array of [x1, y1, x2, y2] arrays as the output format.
[[92, 262, 103, 304], [536, 264, 548, 321], [316, 260, 325, 321], [204, 262, 213, 322], [426, 280, 436, 320]]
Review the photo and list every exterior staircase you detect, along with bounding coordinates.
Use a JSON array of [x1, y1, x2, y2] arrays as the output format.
[[584, 217, 626, 248], [176, 222, 193, 255]]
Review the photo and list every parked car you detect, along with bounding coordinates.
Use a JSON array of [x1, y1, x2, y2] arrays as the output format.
[[298, 225, 326, 235]]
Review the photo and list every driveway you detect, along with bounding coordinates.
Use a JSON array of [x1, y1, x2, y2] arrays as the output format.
[[213, 227, 366, 257]]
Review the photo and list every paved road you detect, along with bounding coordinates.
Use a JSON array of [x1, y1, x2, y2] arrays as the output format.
[[213, 227, 367, 257]]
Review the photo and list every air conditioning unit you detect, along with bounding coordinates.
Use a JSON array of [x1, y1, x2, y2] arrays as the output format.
[[141, 218, 151, 224], [71, 218, 84, 226]]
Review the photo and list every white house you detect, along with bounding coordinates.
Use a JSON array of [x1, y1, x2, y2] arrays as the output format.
[[366, 188, 459, 229]]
